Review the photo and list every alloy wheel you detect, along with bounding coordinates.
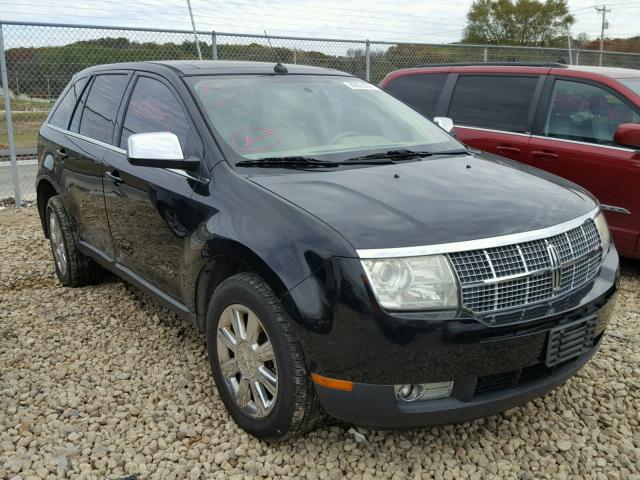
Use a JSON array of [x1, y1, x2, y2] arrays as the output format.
[[217, 304, 278, 418], [49, 212, 67, 277]]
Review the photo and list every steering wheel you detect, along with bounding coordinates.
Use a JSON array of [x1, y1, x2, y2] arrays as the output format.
[[330, 130, 361, 144]]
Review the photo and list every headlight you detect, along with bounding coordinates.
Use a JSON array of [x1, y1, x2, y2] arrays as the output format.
[[594, 210, 611, 253], [361, 255, 458, 310]]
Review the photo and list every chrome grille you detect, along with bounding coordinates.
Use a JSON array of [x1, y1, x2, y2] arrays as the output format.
[[448, 219, 602, 319]]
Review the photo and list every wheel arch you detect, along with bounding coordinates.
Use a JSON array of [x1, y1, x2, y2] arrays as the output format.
[[193, 239, 292, 333], [36, 177, 60, 237]]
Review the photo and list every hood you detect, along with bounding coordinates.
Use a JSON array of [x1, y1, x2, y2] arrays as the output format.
[[248, 153, 597, 251]]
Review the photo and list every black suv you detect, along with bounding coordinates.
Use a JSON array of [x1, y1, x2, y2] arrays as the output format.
[[37, 61, 619, 440]]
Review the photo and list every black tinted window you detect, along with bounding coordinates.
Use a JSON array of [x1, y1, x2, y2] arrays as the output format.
[[384, 73, 447, 118], [120, 77, 198, 156], [49, 77, 88, 129], [448, 75, 539, 132], [79, 74, 129, 144]]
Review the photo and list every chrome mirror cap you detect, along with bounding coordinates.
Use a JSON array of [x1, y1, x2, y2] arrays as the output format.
[[127, 132, 184, 167], [433, 117, 455, 134]]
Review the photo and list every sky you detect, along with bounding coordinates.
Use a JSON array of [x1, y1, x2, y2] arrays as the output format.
[[1, 0, 639, 45]]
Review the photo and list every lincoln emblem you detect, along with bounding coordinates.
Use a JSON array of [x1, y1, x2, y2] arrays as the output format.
[[547, 244, 562, 291]]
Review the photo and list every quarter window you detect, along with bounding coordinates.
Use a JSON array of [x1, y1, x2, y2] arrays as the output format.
[[384, 73, 447, 118], [49, 77, 88, 129], [544, 80, 640, 145], [69, 78, 91, 133], [448, 75, 539, 132], [120, 77, 199, 156], [78, 74, 129, 144]]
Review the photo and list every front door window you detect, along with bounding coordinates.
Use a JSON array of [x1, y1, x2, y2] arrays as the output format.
[[544, 80, 640, 146]]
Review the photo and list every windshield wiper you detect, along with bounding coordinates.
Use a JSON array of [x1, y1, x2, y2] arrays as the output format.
[[236, 157, 336, 168], [236, 156, 394, 168], [345, 148, 470, 162]]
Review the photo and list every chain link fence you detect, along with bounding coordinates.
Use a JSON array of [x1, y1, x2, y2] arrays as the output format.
[[3, 21, 640, 205]]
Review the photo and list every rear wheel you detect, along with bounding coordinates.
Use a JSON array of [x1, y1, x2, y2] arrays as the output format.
[[46, 195, 102, 287], [206, 272, 325, 440]]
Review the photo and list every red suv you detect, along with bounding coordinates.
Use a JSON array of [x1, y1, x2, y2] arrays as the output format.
[[381, 64, 640, 259]]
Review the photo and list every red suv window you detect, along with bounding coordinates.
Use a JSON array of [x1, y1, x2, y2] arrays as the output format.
[[449, 75, 539, 133], [384, 73, 448, 118], [544, 79, 640, 145]]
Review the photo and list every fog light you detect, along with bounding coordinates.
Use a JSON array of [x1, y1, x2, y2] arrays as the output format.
[[394, 381, 453, 401]]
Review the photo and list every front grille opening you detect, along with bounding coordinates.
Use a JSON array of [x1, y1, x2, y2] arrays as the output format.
[[449, 218, 602, 323], [473, 357, 580, 398], [474, 370, 517, 396]]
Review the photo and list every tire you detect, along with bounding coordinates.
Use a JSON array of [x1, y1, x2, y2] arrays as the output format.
[[46, 195, 102, 287], [206, 272, 325, 441]]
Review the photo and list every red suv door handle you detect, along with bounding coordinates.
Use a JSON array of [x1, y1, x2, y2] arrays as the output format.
[[531, 150, 559, 159], [496, 146, 521, 154]]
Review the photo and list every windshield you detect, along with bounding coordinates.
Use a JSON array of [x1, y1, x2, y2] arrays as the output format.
[[188, 75, 462, 161], [619, 78, 640, 97]]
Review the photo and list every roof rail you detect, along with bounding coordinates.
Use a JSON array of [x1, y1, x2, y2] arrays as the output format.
[[415, 62, 570, 68]]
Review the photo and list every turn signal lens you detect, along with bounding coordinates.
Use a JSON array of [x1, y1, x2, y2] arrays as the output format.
[[311, 373, 354, 392], [594, 210, 611, 253]]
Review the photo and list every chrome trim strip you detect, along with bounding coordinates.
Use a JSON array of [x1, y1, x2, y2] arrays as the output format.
[[48, 124, 126, 154], [600, 204, 631, 215], [47, 124, 206, 183], [166, 167, 210, 184], [356, 207, 600, 259], [530, 135, 637, 153], [455, 125, 532, 138], [452, 125, 637, 152]]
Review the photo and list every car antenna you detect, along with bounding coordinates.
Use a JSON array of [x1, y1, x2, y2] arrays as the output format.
[[264, 30, 288, 74]]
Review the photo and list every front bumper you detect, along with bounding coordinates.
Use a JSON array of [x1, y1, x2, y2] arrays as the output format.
[[284, 243, 619, 427], [315, 335, 602, 428]]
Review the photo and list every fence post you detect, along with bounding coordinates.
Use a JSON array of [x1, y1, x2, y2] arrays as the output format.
[[575, 50, 580, 65], [211, 31, 218, 60], [483, 46, 488, 63], [365, 39, 371, 81], [0, 23, 21, 207]]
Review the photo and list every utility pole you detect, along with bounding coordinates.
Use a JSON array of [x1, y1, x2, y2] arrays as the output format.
[[596, 5, 611, 66], [186, 0, 203, 60]]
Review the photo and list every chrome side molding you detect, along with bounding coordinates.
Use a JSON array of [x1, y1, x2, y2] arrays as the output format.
[[600, 204, 631, 215]]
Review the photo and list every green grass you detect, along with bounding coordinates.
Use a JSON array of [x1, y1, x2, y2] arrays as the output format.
[[6, 98, 54, 111], [0, 111, 47, 149]]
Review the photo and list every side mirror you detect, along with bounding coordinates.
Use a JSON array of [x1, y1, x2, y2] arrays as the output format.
[[127, 132, 200, 169], [433, 117, 456, 135], [614, 123, 640, 149]]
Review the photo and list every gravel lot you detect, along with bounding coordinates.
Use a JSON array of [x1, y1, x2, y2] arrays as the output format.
[[1, 207, 639, 480]]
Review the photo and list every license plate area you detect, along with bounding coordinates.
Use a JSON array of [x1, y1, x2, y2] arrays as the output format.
[[546, 316, 597, 368]]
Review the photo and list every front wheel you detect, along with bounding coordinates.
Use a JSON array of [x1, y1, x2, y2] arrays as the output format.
[[206, 272, 325, 440]]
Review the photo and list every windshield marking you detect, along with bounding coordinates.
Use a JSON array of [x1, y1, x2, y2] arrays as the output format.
[[231, 127, 282, 152]]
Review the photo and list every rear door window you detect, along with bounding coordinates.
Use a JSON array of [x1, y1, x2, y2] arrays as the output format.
[[384, 73, 447, 118], [78, 74, 129, 144], [544, 79, 640, 145], [49, 77, 88, 129], [448, 75, 539, 133]]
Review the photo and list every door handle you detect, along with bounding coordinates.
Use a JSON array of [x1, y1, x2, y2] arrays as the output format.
[[106, 170, 124, 185], [55, 148, 68, 158], [531, 150, 559, 159], [496, 146, 521, 154]]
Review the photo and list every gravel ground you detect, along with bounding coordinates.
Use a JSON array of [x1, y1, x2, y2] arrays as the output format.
[[1, 207, 639, 480]]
